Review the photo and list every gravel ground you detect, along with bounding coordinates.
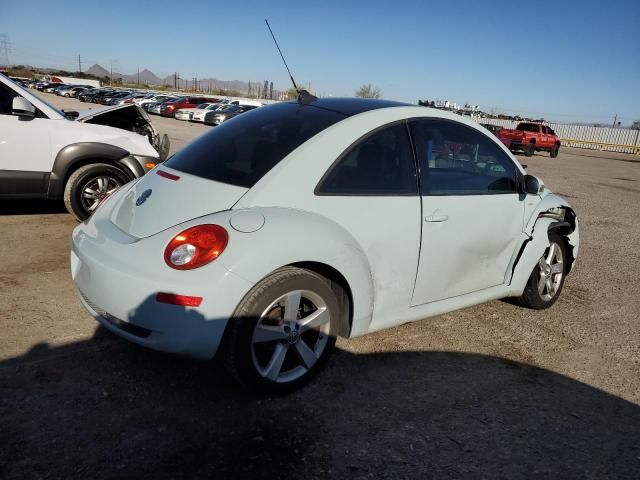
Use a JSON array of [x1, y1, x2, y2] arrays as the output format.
[[0, 93, 639, 479]]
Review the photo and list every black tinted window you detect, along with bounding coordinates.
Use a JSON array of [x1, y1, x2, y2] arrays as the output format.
[[410, 120, 518, 195], [164, 103, 345, 188], [318, 123, 417, 195], [517, 123, 539, 133]]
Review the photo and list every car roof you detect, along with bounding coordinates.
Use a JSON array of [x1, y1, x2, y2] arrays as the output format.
[[301, 97, 411, 116]]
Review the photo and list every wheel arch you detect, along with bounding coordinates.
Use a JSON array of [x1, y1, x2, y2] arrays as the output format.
[[212, 207, 375, 338], [48, 142, 137, 199], [289, 261, 354, 338], [508, 197, 579, 296]]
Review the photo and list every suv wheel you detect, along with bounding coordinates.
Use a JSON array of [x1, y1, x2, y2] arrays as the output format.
[[550, 144, 560, 158], [63, 163, 128, 221]]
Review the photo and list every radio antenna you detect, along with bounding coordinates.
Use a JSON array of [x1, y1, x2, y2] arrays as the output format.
[[264, 19, 317, 104]]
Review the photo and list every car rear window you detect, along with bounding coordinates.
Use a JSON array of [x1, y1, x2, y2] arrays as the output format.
[[164, 102, 346, 188], [516, 123, 539, 132]]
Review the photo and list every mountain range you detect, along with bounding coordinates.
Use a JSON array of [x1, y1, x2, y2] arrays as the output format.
[[86, 64, 259, 93]]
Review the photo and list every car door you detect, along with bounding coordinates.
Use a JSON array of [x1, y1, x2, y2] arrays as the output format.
[[314, 122, 422, 326], [409, 119, 524, 306], [0, 82, 52, 196]]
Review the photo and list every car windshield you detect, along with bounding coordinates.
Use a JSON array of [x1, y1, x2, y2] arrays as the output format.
[[164, 102, 346, 188]]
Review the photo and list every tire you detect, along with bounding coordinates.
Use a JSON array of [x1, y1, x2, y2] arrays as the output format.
[[524, 142, 535, 157], [222, 266, 342, 395], [550, 144, 560, 158], [63, 163, 128, 222], [518, 232, 567, 309]]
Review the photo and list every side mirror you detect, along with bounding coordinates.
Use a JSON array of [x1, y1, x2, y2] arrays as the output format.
[[12, 97, 36, 118], [524, 174, 544, 195]]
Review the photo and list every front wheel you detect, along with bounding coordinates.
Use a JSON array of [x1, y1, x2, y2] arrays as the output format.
[[550, 144, 560, 158], [518, 232, 566, 309], [222, 267, 340, 394], [63, 163, 128, 221]]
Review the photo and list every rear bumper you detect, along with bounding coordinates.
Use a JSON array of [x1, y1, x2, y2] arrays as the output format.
[[70, 214, 254, 359]]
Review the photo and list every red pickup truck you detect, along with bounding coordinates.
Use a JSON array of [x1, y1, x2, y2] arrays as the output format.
[[497, 122, 560, 158]]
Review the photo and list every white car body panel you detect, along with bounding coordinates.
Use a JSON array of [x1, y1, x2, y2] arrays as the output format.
[[71, 102, 579, 359], [0, 75, 158, 175]]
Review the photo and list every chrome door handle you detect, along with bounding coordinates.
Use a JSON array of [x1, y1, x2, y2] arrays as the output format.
[[424, 213, 449, 222]]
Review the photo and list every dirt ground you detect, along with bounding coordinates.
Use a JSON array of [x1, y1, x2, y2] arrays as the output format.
[[0, 93, 639, 479]]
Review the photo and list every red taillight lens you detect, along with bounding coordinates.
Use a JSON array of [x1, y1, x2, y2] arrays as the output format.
[[156, 292, 203, 307], [164, 225, 228, 270]]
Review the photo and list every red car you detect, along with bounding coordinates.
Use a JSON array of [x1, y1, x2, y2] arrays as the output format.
[[160, 96, 214, 117], [497, 122, 560, 158]]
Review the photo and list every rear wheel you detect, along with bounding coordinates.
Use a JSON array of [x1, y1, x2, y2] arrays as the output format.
[[550, 144, 560, 158], [518, 232, 566, 309], [222, 267, 340, 394], [524, 142, 535, 157], [63, 163, 128, 221]]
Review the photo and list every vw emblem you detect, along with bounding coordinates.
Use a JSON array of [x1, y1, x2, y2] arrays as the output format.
[[135, 189, 152, 206]]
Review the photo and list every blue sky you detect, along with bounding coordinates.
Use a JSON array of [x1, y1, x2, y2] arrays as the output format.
[[1, 0, 638, 124]]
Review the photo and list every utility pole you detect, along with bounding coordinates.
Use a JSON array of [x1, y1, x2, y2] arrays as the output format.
[[0, 34, 10, 67], [174, 72, 177, 89], [137, 68, 140, 87], [612, 114, 617, 129], [78, 54, 82, 73], [110, 60, 113, 85]]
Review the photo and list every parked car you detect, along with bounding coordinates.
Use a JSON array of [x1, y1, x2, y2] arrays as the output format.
[[497, 122, 561, 157], [112, 93, 149, 106], [190, 102, 227, 122], [101, 91, 132, 105], [61, 86, 90, 97], [173, 102, 220, 121], [147, 98, 177, 114], [203, 104, 258, 125], [136, 94, 172, 108], [44, 84, 66, 93], [160, 96, 212, 117], [0, 75, 170, 220], [70, 98, 579, 394], [80, 88, 115, 103]]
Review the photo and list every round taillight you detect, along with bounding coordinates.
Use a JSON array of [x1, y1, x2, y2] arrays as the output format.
[[164, 225, 228, 270]]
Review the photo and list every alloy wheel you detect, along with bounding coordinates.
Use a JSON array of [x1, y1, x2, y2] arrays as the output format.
[[80, 176, 121, 213], [251, 290, 330, 383], [537, 241, 564, 301]]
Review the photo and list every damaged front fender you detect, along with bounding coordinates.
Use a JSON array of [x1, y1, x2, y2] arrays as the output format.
[[507, 193, 580, 296]]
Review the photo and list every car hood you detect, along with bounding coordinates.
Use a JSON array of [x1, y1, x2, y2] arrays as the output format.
[[74, 104, 171, 160], [108, 166, 248, 238]]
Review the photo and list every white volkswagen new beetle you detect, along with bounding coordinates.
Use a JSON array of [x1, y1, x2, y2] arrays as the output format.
[[71, 98, 579, 393]]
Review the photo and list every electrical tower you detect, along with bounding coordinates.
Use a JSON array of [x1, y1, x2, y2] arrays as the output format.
[[0, 34, 10, 67]]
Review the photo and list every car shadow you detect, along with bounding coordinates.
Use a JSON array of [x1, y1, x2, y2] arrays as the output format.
[[1, 303, 639, 480], [0, 199, 67, 216]]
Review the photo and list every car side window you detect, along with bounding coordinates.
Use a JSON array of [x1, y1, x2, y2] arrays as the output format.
[[0, 82, 18, 115], [410, 119, 519, 195], [317, 122, 418, 195]]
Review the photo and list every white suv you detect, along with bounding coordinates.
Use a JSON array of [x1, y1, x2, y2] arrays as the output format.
[[0, 75, 169, 220]]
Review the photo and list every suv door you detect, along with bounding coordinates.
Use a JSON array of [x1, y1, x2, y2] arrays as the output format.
[[409, 119, 524, 305], [0, 82, 52, 197]]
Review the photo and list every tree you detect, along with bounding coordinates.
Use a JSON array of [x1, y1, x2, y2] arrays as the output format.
[[631, 120, 640, 130], [355, 84, 381, 99]]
